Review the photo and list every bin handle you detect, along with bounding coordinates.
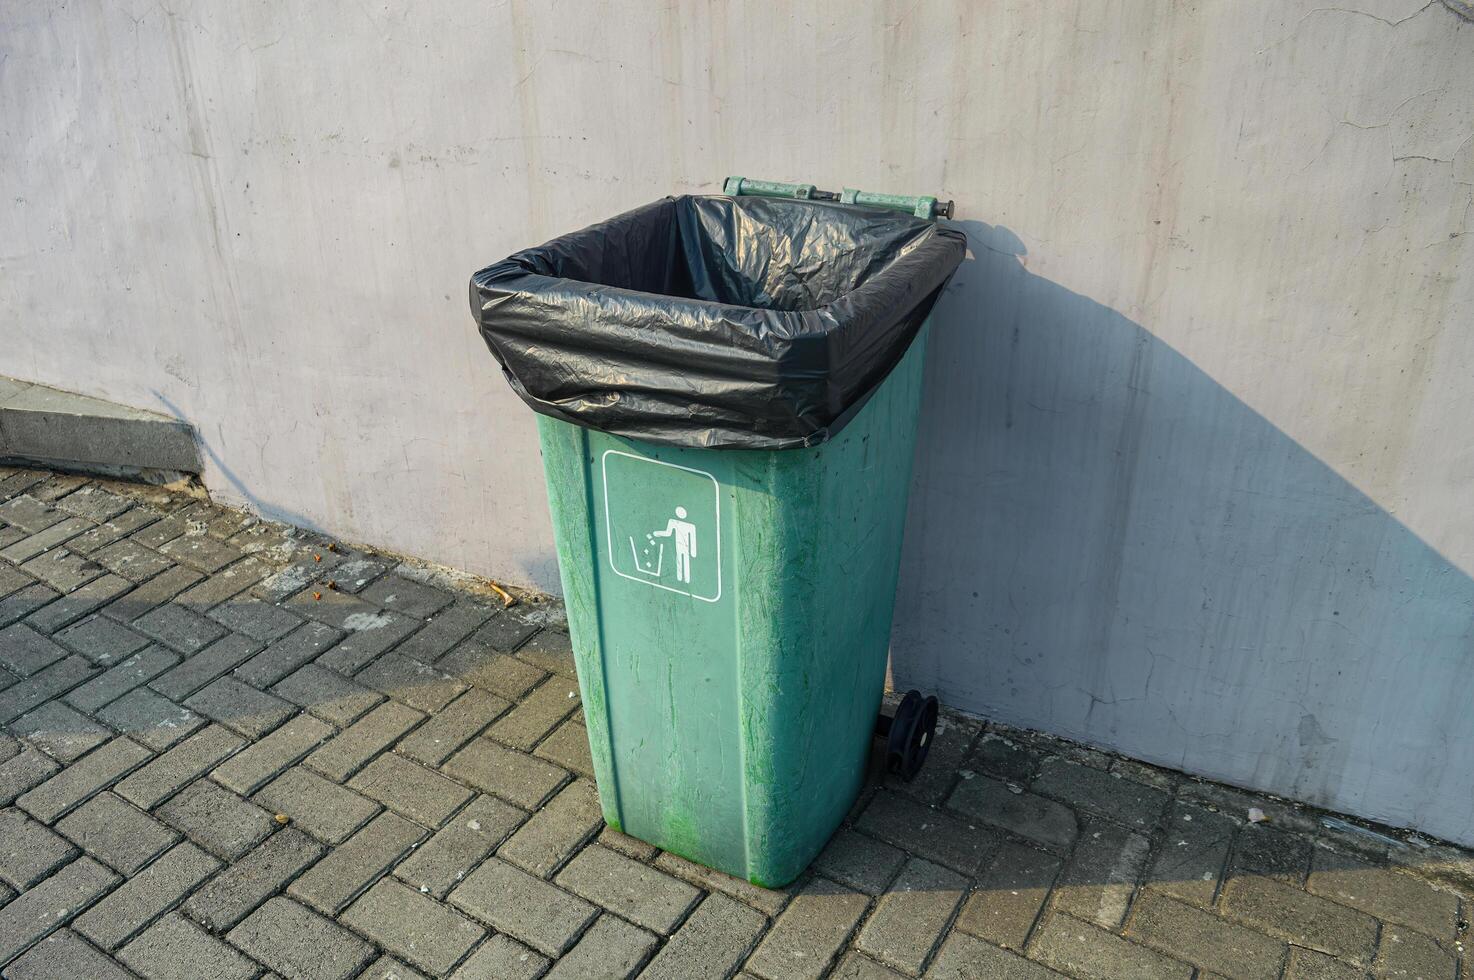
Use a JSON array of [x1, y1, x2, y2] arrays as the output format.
[[722, 176, 954, 221]]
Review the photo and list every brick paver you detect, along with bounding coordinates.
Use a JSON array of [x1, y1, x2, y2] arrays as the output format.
[[0, 467, 1467, 978]]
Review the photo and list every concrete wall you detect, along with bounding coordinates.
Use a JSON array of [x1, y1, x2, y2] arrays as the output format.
[[3, 2, 1471, 844]]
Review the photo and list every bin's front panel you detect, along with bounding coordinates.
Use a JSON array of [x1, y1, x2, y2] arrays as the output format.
[[536, 325, 930, 886]]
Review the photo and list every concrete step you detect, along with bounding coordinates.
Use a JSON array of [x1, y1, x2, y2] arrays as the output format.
[[0, 376, 200, 478]]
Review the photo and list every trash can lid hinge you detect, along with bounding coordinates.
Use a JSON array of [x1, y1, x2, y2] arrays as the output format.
[[722, 176, 954, 220]]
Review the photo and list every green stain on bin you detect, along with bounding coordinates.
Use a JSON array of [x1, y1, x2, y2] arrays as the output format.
[[537, 324, 932, 887]]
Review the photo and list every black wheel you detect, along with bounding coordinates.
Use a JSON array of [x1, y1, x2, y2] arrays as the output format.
[[880, 690, 940, 782]]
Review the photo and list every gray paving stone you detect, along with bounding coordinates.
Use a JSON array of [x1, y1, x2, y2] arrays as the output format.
[[746, 877, 869, 980], [5, 928, 136, 980], [288, 810, 423, 914], [64, 645, 178, 715], [0, 856, 118, 964], [133, 602, 226, 655], [158, 534, 242, 574], [0, 624, 66, 676], [397, 688, 509, 767], [184, 675, 293, 739], [1307, 847, 1459, 942], [1284, 946, 1366, 980], [858, 858, 967, 974], [100, 566, 200, 624], [207, 597, 302, 642], [954, 840, 1059, 951], [270, 664, 380, 727], [450, 858, 596, 957], [486, 676, 579, 751], [361, 575, 454, 620], [1145, 802, 1236, 907], [449, 935, 546, 980], [18, 736, 152, 823], [55, 487, 131, 523], [54, 613, 150, 664], [0, 748, 60, 806], [10, 699, 113, 762], [0, 654, 97, 726], [438, 644, 546, 700], [1031, 751, 1167, 831], [211, 713, 334, 796], [639, 892, 768, 980], [255, 766, 380, 844], [342, 878, 485, 975], [233, 621, 342, 688], [155, 779, 275, 861], [363, 954, 432, 980], [322, 556, 391, 594], [1177, 781, 1318, 835], [544, 913, 657, 980], [114, 724, 244, 809], [294, 603, 424, 674], [1371, 924, 1456, 979], [534, 716, 595, 778], [65, 506, 163, 556], [1221, 875, 1379, 965], [348, 751, 472, 827], [394, 599, 493, 665], [498, 778, 602, 878], [73, 841, 219, 950], [465, 613, 540, 655], [4, 521, 92, 568], [183, 827, 322, 932], [149, 632, 260, 700], [926, 932, 1066, 980], [1126, 890, 1287, 980], [0, 807, 77, 888], [228, 896, 377, 980], [654, 851, 791, 917], [598, 826, 657, 861], [514, 628, 576, 677], [356, 652, 467, 713], [858, 791, 994, 875], [118, 912, 258, 980], [0, 585, 60, 631], [21, 547, 106, 593], [443, 737, 570, 811], [95, 688, 203, 751], [1231, 824, 1313, 885], [127, 511, 193, 552], [393, 794, 526, 898], [91, 539, 174, 582], [29, 574, 132, 633], [305, 700, 423, 782], [173, 556, 271, 610], [0, 496, 65, 535], [1032, 913, 1193, 980], [57, 792, 179, 874], [0, 564, 33, 602], [556, 844, 701, 935], [948, 774, 1079, 852], [1053, 820, 1152, 929]]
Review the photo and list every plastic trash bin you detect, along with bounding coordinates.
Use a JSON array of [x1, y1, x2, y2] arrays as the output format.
[[472, 178, 965, 887]]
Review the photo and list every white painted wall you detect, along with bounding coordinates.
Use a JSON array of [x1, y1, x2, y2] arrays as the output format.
[[3, 1, 1472, 843]]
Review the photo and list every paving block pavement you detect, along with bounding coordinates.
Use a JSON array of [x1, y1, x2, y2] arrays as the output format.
[[0, 466, 1468, 978]]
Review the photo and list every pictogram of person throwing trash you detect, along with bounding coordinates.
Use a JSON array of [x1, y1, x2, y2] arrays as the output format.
[[651, 506, 698, 583]]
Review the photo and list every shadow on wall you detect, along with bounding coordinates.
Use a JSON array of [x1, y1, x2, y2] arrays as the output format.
[[891, 222, 1474, 847]]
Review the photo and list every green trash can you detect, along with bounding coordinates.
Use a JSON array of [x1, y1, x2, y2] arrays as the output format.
[[472, 179, 964, 887]]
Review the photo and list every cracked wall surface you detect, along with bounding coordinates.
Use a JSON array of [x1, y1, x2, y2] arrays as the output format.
[[2, 2, 1472, 844]]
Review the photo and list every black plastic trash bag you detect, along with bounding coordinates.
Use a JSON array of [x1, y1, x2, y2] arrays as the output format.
[[471, 194, 965, 449]]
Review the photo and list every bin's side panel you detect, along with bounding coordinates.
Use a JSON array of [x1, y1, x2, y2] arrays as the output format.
[[732, 324, 931, 887], [535, 418, 625, 822]]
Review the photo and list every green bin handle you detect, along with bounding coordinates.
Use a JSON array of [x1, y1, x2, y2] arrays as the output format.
[[723, 175, 954, 220]]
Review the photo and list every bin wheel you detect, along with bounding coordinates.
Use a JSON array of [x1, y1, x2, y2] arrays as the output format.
[[878, 690, 940, 782]]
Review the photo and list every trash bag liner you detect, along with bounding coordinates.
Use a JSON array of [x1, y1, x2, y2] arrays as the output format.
[[471, 194, 965, 449]]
